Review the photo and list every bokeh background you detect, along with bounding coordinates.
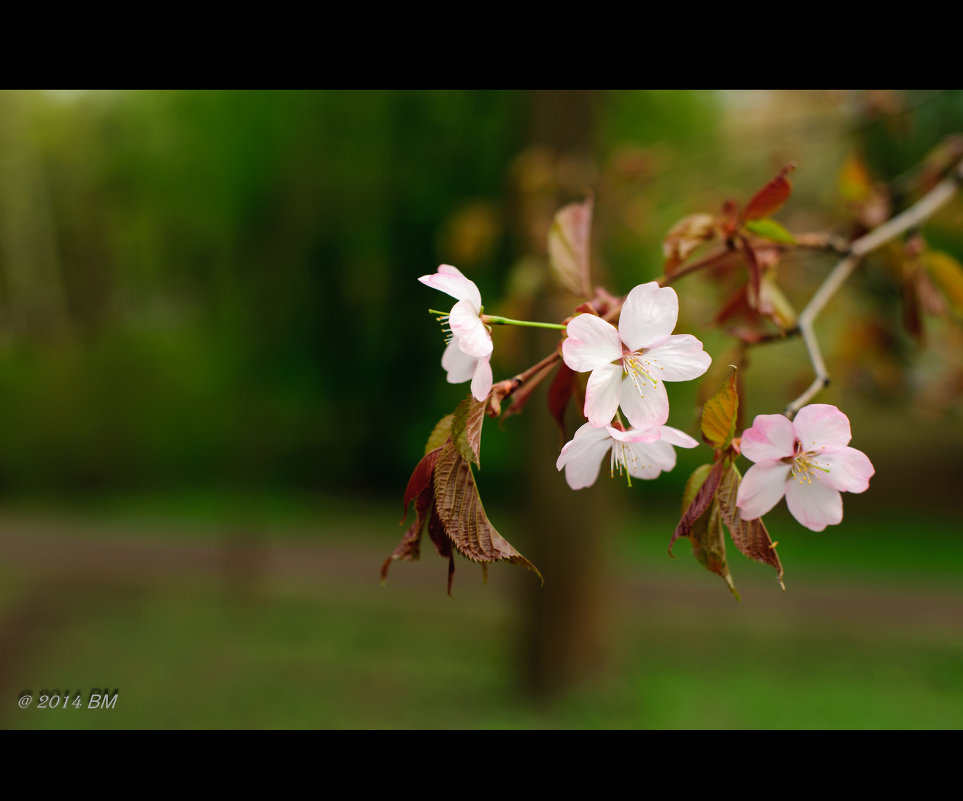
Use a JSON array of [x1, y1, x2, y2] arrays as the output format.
[[1, 89, 962, 729]]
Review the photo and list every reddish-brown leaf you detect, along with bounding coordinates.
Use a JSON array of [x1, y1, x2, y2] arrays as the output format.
[[548, 196, 593, 298], [451, 394, 487, 468], [663, 213, 719, 273], [382, 483, 434, 582], [547, 362, 576, 443], [433, 442, 542, 584], [400, 446, 443, 523], [689, 500, 740, 601], [669, 460, 725, 552], [738, 237, 763, 310], [744, 163, 795, 221], [426, 508, 456, 595], [721, 198, 740, 239], [716, 464, 785, 589]]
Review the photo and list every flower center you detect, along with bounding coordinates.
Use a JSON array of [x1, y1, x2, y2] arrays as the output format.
[[789, 440, 830, 485], [621, 349, 660, 400]]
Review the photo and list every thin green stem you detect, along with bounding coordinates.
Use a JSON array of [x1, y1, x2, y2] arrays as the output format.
[[482, 315, 567, 330]]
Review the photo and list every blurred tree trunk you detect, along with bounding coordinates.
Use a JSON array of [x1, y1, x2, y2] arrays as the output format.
[[517, 90, 613, 700], [0, 91, 68, 338]]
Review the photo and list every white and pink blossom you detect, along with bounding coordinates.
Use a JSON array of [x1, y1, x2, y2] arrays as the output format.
[[418, 264, 492, 401], [556, 421, 699, 490], [562, 282, 711, 429], [736, 404, 875, 532]]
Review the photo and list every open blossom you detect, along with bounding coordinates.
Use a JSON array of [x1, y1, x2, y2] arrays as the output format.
[[556, 421, 699, 490], [736, 404, 875, 532], [562, 282, 711, 429], [418, 264, 492, 401]]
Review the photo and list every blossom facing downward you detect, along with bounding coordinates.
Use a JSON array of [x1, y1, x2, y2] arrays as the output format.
[[562, 282, 711, 429], [736, 404, 875, 532], [556, 421, 699, 490], [418, 264, 492, 401]]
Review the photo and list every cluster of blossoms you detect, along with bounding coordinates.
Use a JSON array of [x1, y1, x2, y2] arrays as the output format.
[[419, 267, 874, 534], [557, 281, 710, 488]]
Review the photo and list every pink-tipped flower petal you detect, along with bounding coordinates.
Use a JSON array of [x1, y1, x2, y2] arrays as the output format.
[[470, 354, 493, 401], [584, 363, 623, 428], [441, 339, 478, 384], [418, 264, 481, 310], [792, 403, 852, 453], [618, 282, 679, 352], [618, 374, 669, 429], [562, 314, 622, 373], [641, 334, 713, 382], [449, 299, 493, 358], [821, 447, 875, 494], [737, 460, 790, 519], [785, 479, 843, 532], [740, 413, 796, 462]]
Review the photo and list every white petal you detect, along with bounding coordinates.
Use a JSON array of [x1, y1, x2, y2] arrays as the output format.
[[441, 340, 477, 384], [618, 374, 669, 429], [606, 425, 661, 443], [418, 265, 482, 311], [584, 363, 623, 428], [793, 404, 852, 452], [623, 439, 677, 479], [641, 334, 712, 382], [821, 446, 874, 494], [618, 282, 679, 352], [736, 460, 790, 520], [449, 299, 492, 357], [470, 354, 493, 401], [556, 423, 613, 490], [740, 414, 796, 462], [657, 425, 699, 448], [563, 314, 622, 373], [785, 477, 843, 532]]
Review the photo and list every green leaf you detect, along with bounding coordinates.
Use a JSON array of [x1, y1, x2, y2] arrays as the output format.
[[744, 217, 797, 244], [715, 464, 785, 590], [425, 413, 454, 455], [548, 196, 593, 298], [450, 395, 487, 468], [680, 463, 715, 515], [701, 367, 739, 450]]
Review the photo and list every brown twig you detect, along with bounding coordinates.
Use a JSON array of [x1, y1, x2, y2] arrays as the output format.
[[783, 158, 963, 418]]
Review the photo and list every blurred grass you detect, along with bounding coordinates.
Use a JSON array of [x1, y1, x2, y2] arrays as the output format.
[[1, 492, 961, 729]]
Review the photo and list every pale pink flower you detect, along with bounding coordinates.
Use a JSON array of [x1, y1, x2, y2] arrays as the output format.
[[418, 264, 492, 401], [736, 404, 875, 532], [556, 421, 699, 490], [562, 282, 711, 429]]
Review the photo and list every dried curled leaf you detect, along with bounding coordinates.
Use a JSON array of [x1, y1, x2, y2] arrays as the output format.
[[400, 446, 443, 523], [548, 196, 593, 298], [701, 368, 739, 450], [716, 464, 785, 590], [663, 213, 719, 272], [433, 442, 542, 583], [691, 502, 740, 601], [744, 163, 795, 221]]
